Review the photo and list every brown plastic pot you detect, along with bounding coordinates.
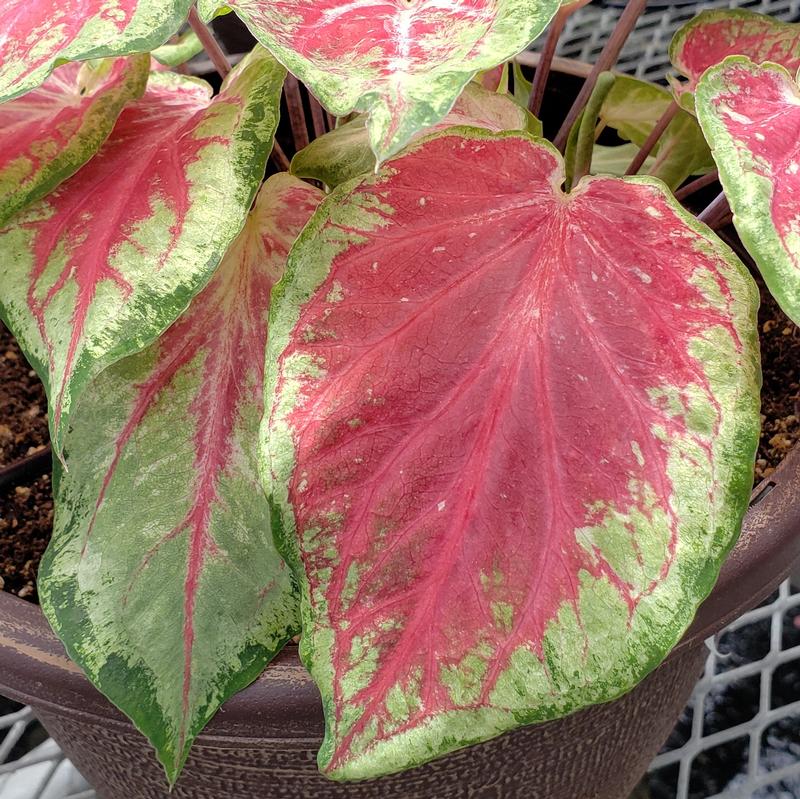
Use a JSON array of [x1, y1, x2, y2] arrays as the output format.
[[1, 439, 798, 799]]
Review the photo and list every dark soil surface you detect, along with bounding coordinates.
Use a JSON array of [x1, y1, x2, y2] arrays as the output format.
[[0, 322, 52, 601], [755, 282, 800, 482]]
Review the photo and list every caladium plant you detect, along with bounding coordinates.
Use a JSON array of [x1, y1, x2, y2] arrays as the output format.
[[0, 0, 794, 788]]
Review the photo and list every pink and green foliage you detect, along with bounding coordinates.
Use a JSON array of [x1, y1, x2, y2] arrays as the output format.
[[291, 80, 539, 188], [39, 173, 321, 783], [0, 0, 191, 102], [696, 57, 800, 325], [199, 0, 560, 162], [0, 47, 286, 458], [670, 9, 800, 100], [264, 130, 760, 779], [0, 1, 782, 788], [0, 55, 149, 226]]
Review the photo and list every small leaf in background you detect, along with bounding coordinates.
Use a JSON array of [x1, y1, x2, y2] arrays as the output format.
[[291, 81, 538, 188], [670, 10, 800, 99], [697, 57, 800, 325], [598, 75, 713, 189], [0, 48, 286, 458], [204, 0, 560, 162], [0, 0, 192, 102], [475, 62, 510, 93], [152, 31, 205, 68], [591, 142, 655, 176], [0, 55, 149, 226], [39, 173, 320, 784], [264, 130, 760, 780]]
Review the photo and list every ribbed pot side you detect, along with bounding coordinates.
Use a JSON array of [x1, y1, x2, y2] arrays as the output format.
[[0, 440, 798, 798]]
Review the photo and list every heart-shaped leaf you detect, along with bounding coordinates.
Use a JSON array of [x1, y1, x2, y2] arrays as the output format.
[[696, 57, 800, 325], [0, 48, 285, 458], [264, 129, 760, 780], [203, 0, 559, 162], [39, 173, 320, 784], [597, 75, 713, 189], [0, 0, 191, 102], [0, 55, 149, 227], [670, 10, 800, 99], [291, 81, 538, 188]]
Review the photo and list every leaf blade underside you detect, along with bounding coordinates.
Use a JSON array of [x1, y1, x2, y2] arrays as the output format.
[[291, 81, 536, 188], [39, 174, 321, 784], [264, 129, 761, 781], [670, 9, 800, 95], [0, 0, 191, 102], [696, 57, 800, 325], [0, 48, 286, 458], [204, 0, 560, 162], [0, 55, 149, 227]]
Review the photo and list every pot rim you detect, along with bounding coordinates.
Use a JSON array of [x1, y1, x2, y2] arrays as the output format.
[[1, 440, 798, 738]]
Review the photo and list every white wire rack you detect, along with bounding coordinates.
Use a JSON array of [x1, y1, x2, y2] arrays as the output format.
[[646, 580, 800, 799], [535, 0, 800, 81], [2, 2, 800, 797]]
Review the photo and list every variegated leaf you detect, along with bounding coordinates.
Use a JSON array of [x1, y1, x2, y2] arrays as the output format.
[[0, 55, 148, 226], [264, 129, 760, 780], [40, 174, 320, 784], [291, 81, 538, 188], [0, 48, 285, 458], [0, 0, 192, 102], [670, 10, 800, 101], [696, 57, 800, 325], [203, 0, 559, 162]]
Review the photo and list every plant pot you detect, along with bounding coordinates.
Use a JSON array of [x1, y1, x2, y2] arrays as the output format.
[[1, 438, 798, 799], [2, 56, 800, 798]]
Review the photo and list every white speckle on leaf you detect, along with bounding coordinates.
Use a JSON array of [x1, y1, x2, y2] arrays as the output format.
[[437, 501, 446, 511]]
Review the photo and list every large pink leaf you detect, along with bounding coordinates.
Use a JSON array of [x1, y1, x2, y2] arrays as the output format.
[[264, 130, 760, 780], [40, 174, 320, 783], [696, 57, 800, 325], [670, 9, 800, 96], [0, 55, 148, 226], [0, 0, 191, 102], [0, 48, 286, 458], [201, 0, 559, 161]]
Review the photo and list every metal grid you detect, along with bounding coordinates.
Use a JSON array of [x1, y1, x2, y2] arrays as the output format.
[[533, 0, 800, 81], [2, 2, 800, 798], [645, 580, 800, 799]]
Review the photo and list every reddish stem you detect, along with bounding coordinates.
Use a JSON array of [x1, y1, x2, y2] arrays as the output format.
[[188, 7, 231, 79], [625, 100, 679, 176], [529, 7, 571, 118], [284, 75, 310, 152], [270, 139, 291, 172], [554, 0, 647, 152], [308, 93, 329, 138], [674, 170, 719, 202], [697, 191, 730, 227]]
